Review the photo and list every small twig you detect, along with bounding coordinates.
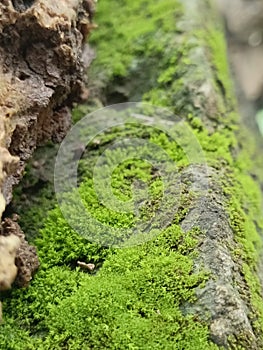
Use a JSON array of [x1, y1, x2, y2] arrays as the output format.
[[77, 261, 95, 271]]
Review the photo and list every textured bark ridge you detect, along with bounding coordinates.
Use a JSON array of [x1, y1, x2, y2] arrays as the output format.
[[0, 0, 94, 316], [180, 165, 258, 347]]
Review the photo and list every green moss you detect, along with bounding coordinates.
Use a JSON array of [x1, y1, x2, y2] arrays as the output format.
[[205, 28, 236, 111], [2, 0, 263, 349], [0, 319, 35, 350], [35, 229, 216, 349], [89, 0, 183, 79], [221, 156, 263, 344], [2, 220, 217, 349], [1, 154, 216, 347], [1, 123, 217, 348]]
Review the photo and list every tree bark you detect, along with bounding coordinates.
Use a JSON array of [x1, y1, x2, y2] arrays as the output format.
[[0, 0, 94, 318]]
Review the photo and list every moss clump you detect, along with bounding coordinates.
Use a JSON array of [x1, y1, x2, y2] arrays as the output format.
[[1, 121, 219, 348], [221, 149, 263, 344], [89, 0, 183, 78], [1, 126, 217, 347], [2, 200, 217, 349], [0, 129, 218, 347], [9, 228, 215, 350]]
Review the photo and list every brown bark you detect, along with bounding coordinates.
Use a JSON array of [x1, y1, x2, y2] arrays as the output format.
[[0, 0, 95, 312]]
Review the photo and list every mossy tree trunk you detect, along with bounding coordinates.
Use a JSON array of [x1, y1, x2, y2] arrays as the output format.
[[1, 0, 263, 349], [84, 1, 263, 346]]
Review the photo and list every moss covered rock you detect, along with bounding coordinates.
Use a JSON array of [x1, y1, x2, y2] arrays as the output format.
[[1, 0, 263, 349]]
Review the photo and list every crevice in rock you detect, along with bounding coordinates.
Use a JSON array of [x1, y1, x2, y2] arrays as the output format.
[[11, 0, 35, 13]]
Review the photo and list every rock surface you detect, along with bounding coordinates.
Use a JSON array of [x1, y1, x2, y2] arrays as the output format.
[[0, 0, 94, 321], [0, 234, 20, 291], [2, 215, 40, 288]]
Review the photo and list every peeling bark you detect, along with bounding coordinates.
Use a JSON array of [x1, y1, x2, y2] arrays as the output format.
[[0, 0, 95, 318]]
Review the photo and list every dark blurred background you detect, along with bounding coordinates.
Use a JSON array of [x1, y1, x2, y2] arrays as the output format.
[[217, 0, 263, 134]]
